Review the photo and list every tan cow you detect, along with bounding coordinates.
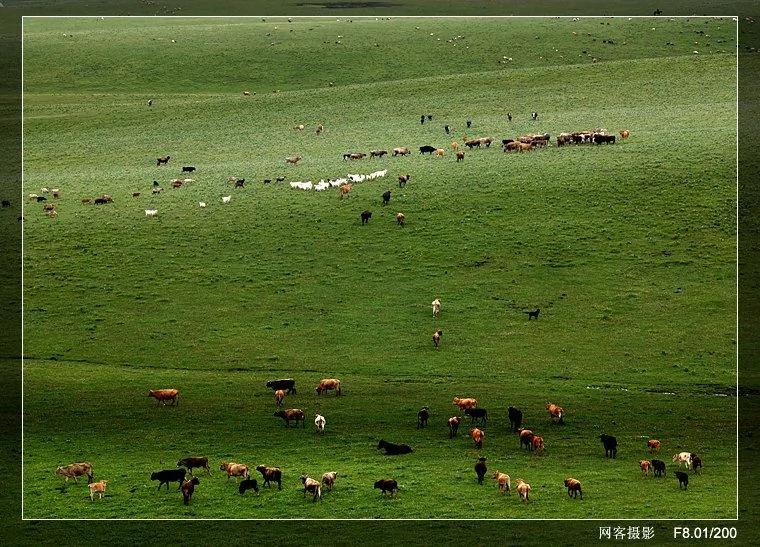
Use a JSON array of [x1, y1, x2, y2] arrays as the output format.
[[88, 480, 108, 501], [564, 478, 582, 499], [340, 184, 352, 199], [647, 439, 661, 453], [219, 462, 249, 481], [434, 148, 445, 157], [515, 478, 531, 502], [56, 462, 94, 483], [275, 389, 287, 407], [470, 427, 485, 448], [640, 460, 651, 476], [431, 298, 441, 318], [148, 389, 179, 406], [545, 403, 564, 424], [493, 471, 511, 494], [453, 397, 477, 410], [316, 378, 341, 396]]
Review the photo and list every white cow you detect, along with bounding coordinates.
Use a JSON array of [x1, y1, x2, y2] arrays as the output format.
[[432, 298, 441, 318], [672, 452, 692, 469], [315, 413, 326, 434]]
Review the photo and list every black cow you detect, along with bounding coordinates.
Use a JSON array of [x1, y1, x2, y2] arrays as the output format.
[[690, 454, 702, 474], [36, 196, 47, 202], [466, 119, 472, 128], [417, 407, 429, 429], [377, 440, 413, 455], [594, 134, 616, 144], [420, 115, 425, 125], [419, 145, 436, 155], [93, 197, 109, 205], [374, 478, 398, 495], [361, 210, 372, 225], [508, 406, 523, 432], [182, 166, 196, 173], [531, 112, 538, 121], [526, 309, 540, 320], [265, 379, 296, 394], [464, 407, 487, 425], [234, 179, 245, 188], [239, 479, 259, 495], [652, 459, 666, 477], [382, 191, 391, 206], [177, 457, 211, 476], [444, 125, 450, 134], [151, 468, 187, 491], [675, 471, 689, 489], [599, 434, 618, 458], [475, 457, 487, 485]]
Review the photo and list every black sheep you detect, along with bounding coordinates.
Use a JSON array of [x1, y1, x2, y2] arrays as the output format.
[[151, 468, 187, 491], [508, 406, 523, 432], [599, 434, 618, 458], [475, 457, 487, 485]]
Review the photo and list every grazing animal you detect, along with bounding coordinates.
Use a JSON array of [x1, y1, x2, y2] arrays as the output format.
[[470, 427, 485, 449], [266, 378, 296, 394], [464, 139, 481, 149], [395, 212, 405, 226], [81, 198, 91, 204], [374, 478, 398, 496], [466, 119, 472, 128], [531, 435, 545, 455], [36, 196, 47, 202], [647, 439, 661, 453], [321, 471, 337, 491], [132, 192, 141, 198], [507, 112, 512, 122], [690, 454, 702, 474], [256, 465, 282, 489], [239, 479, 259, 495], [370, 150, 387, 158], [273, 408, 306, 427], [382, 190, 391, 206], [182, 166, 196, 173], [316, 124, 324, 135], [453, 397, 477, 411], [295, 124, 305, 130], [300, 475, 322, 502], [222, 196, 231, 204], [445, 124, 450, 134], [234, 179, 245, 188], [508, 406, 523, 432], [349, 153, 366, 160], [393, 147, 411, 156], [531, 112, 538, 121], [432, 329, 442, 349], [398, 174, 410, 188], [93, 197, 109, 205], [475, 457, 487, 484], [361, 210, 372, 225], [504, 141, 521, 152], [377, 439, 413, 455], [593, 134, 616, 144], [448, 416, 461, 438], [434, 148, 445, 157], [182, 477, 199, 505], [464, 407, 487, 425], [516, 478, 531, 501], [199, 202, 206, 208], [545, 403, 564, 424], [148, 99, 153, 105], [652, 459, 666, 477], [274, 389, 287, 407], [243, 91, 251, 96], [456, 151, 465, 162], [600, 434, 618, 458], [519, 428, 535, 450], [640, 460, 651, 476], [419, 145, 436, 155], [493, 471, 511, 494], [152, 188, 163, 195], [314, 413, 326, 434], [417, 406, 429, 429], [526, 308, 540, 320], [672, 452, 692, 469], [451, 141, 459, 150], [148, 389, 179, 406], [431, 298, 441, 317], [151, 468, 187, 491], [88, 480, 108, 501], [177, 457, 211, 476], [517, 142, 534, 152], [157, 155, 170, 166], [276, 176, 285, 182], [145, 209, 158, 218], [219, 462, 250, 481], [619, 129, 630, 139], [315, 378, 341, 396], [564, 478, 582, 499], [285, 155, 302, 165], [340, 184, 352, 199], [1, 200, 10, 208], [427, 115, 433, 121], [675, 471, 689, 489], [55, 462, 94, 483], [420, 115, 425, 124]]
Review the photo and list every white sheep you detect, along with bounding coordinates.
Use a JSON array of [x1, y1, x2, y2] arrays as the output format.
[[222, 196, 231, 203], [145, 209, 158, 217], [199, 202, 206, 208]]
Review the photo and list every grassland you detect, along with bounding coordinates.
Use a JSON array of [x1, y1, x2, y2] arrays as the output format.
[[21, 16, 737, 519]]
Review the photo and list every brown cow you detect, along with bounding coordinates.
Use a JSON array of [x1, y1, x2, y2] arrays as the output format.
[[177, 457, 211, 476], [432, 329, 442, 349], [285, 155, 302, 165], [531, 435, 545, 455], [515, 478, 531, 502], [453, 397, 477, 410], [546, 403, 564, 424], [448, 416, 461, 438], [640, 460, 651, 476], [157, 155, 170, 166], [619, 129, 630, 139], [340, 184, 352, 199], [470, 427, 485, 449], [316, 378, 341, 396], [392, 147, 410, 156], [275, 389, 287, 407], [219, 462, 249, 481], [647, 439, 661, 453], [456, 151, 465, 162], [564, 478, 582, 499], [274, 408, 306, 427], [88, 480, 108, 501], [396, 212, 405, 227], [148, 389, 179, 406], [493, 471, 511, 494], [56, 462, 94, 483], [398, 174, 410, 188], [518, 428, 535, 450]]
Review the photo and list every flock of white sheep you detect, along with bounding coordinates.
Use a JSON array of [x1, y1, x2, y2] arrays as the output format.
[[289, 170, 388, 191]]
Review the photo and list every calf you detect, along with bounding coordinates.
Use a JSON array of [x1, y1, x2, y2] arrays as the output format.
[[516, 478, 531, 501], [177, 457, 211, 476], [374, 478, 398, 496], [432, 329, 442, 349], [417, 406, 429, 429], [239, 478, 259, 495], [321, 471, 337, 491], [182, 477, 199, 505], [256, 465, 282, 489], [470, 427, 485, 449], [564, 478, 582, 499], [88, 480, 108, 501], [448, 416, 461, 438], [382, 190, 391, 206], [266, 378, 296, 394], [148, 389, 179, 406], [396, 212, 405, 227], [419, 145, 436, 155], [647, 439, 661, 453], [274, 389, 287, 407], [475, 457, 487, 484], [151, 468, 187, 491], [519, 428, 535, 450], [675, 471, 689, 489], [219, 462, 249, 481], [377, 439, 413, 455], [456, 151, 465, 162], [157, 155, 170, 166], [600, 434, 618, 458], [300, 475, 322, 502], [508, 406, 523, 432], [640, 460, 651, 476], [652, 459, 666, 477], [273, 408, 306, 427], [316, 378, 341, 396], [493, 471, 511, 494], [56, 462, 94, 483], [464, 407, 487, 425]]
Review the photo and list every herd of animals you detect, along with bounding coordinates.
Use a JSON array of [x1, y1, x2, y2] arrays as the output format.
[[53, 296, 703, 509]]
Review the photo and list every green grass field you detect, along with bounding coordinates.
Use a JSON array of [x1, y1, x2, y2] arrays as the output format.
[[21, 16, 737, 519]]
